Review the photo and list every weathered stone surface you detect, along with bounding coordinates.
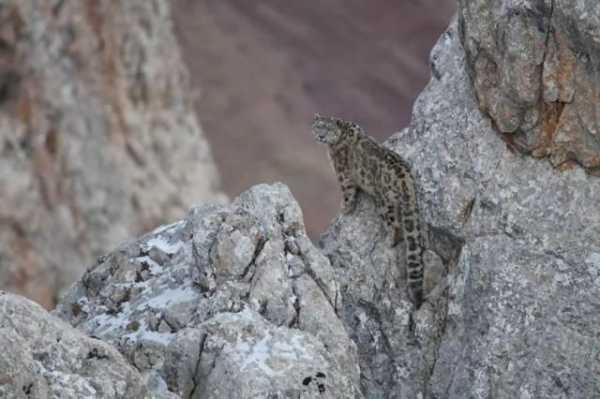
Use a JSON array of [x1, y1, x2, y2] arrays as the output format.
[[459, 0, 600, 173], [0, 0, 224, 308], [55, 183, 362, 398], [0, 292, 147, 398], [320, 17, 600, 398], [7, 1, 598, 397], [319, 156, 460, 398]]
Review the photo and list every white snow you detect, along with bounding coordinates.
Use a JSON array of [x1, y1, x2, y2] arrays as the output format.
[[89, 307, 130, 335], [239, 334, 274, 374], [236, 328, 316, 377], [586, 252, 600, 268], [123, 320, 175, 346], [150, 220, 185, 235], [90, 311, 175, 346], [141, 286, 198, 309], [145, 236, 185, 255], [44, 370, 97, 397]]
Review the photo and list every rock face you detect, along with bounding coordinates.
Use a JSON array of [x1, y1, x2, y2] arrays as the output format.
[[0, 0, 224, 308], [7, 1, 600, 397], [0, 292, 147, 398], [320, 13, 600, 399], [55, 184, 362, 398], [459, 0, 600, 173]]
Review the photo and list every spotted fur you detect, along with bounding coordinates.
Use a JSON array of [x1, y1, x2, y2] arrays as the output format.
[[312, 114, 425, 308]]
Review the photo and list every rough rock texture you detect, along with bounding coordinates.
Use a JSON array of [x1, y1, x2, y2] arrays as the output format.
[[459, 0, 600, 173], [0, 292, 147, 398], [0, 0, 224, 308], [55, 184, 362, 398], [320, 16, 600, 399], [8, 1, 599, 397]]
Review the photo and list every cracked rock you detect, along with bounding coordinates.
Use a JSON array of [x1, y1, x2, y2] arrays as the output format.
[[459, 0, 600, 173], [0, 292, 146, 398], [55, 183, 362, 398], [319, 14, 600, 398]]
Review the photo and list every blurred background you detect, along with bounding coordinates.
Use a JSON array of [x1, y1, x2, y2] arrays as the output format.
[[174, 0, 456, 237], [0, 0, 454, 308]]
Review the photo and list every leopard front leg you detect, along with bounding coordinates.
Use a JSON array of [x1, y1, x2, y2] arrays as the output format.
[[330, 147, 359, 215]]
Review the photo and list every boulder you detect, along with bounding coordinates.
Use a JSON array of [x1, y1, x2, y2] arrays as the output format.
[[55, 183, 362, 398], [0, 292, 147, 398]]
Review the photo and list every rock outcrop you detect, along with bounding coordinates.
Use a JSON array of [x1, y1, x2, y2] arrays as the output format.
[[0, 292, 147, 398], [320, 7, 600, 399], [55, 184, 362, 398], [0, 0, 224, 308], [5, 1, 600, 398], [459, 0, 600, 173]]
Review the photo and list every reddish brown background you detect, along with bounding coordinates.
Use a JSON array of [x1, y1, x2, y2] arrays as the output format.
[[173, 1, 456, 237]]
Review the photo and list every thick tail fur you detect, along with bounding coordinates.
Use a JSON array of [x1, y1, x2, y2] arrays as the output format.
[[404, 226, 425, 309]]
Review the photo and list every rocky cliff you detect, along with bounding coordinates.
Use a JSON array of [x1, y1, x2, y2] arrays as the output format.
[[0, 1, 225, 308], [2, 0, 600, 398], [324, 4, 600, 395], [459, 0, 600, 173]]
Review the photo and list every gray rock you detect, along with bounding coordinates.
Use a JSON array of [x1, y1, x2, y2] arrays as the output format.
[[0, 0, 225, 308], [320, 15, 600, 399], [165, 309, 358, 399], [55, 183, 362, 398], [459, 0, 600, 172], [32, 1, 600, 397], [0, 292, 147, 398]]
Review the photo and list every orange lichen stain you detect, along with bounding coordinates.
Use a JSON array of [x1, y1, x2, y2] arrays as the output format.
[[582, 154, 600, 172], [84, 0, 129, 142], [543, 101, 564, 139], [557, 159, 578, 171], [533, 101, 565, 158], [554, 33, 576, 101]]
